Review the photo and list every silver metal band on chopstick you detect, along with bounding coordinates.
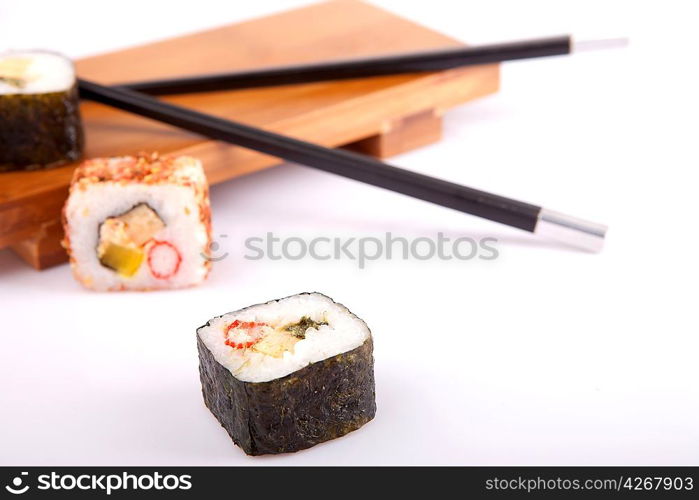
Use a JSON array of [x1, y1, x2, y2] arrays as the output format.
[[535, 209, 607, 252]]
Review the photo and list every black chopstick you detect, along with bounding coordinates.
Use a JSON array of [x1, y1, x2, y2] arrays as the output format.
[[78, 79, 606, 251], [115, 35, 625, 95]]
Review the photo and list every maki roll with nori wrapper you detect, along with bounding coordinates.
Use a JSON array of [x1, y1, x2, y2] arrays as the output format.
[[0, 50, 83, 171], [197, 293, 376, 455]]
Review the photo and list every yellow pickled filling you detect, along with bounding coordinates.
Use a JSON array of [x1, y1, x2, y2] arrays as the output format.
[[0, 57, 31, 86], [99, 243, 144, 277], [250, 317, 328, 358], [252, 330, 301, 358]]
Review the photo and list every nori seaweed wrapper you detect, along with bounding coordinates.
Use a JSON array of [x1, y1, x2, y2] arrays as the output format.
[[0, 83, 84, 172], [197, 314, 376, 456]]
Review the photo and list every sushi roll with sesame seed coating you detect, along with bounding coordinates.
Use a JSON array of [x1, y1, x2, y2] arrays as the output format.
[[62, 153, 212, 291]]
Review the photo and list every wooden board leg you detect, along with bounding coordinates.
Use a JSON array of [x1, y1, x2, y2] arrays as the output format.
[[10, 219, 68, 270], [347, 109, 443, 159]]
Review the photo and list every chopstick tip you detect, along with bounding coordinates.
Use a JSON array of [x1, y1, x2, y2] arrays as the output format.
[[535, 208, 607, 253], [572, 37, 629, 52]]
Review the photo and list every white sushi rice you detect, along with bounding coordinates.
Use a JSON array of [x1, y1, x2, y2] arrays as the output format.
[[0, 51, 75, 94], [63, 157, 210, 291], [198, 293, 371, 383]]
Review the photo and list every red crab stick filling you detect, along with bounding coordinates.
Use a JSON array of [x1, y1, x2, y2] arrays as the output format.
[[147, 240, 182, 279], [225, 320, 268, 349]]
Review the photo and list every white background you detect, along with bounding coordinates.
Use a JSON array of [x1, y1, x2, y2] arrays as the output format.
[[1, 0, 697, 465]]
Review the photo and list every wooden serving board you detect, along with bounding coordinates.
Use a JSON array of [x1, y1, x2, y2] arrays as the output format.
[[0, 0, 499, 269]]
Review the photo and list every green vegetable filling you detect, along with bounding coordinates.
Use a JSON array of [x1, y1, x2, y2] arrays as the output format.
[[283, 316, 328, 339], [0, 76, 25, 89]]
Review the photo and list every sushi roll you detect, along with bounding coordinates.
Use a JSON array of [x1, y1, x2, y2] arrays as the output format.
[[0, 50, 83, 171], [62, 153, 212, 291], [197, 293, 376, 455]]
